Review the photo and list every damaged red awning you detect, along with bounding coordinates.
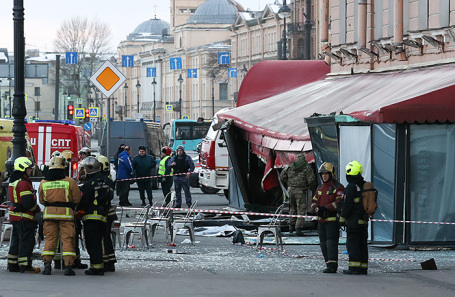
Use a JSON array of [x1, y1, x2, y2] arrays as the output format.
[[220, 64, 455, 154], [236, 60, 330, 107]]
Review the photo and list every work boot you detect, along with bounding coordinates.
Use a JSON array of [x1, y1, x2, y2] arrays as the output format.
[[73, 259, 88, 269], [7, 264, 20, 272], [64, 266, 76, 276], [53, 260, 61, 269], [20, 265, 41, 274], [43, 262, 52, 275], [294, 229, 304, 236], [323, 267, 337, 273], [141, 200, 146, 207], [342, 269, 362, 275], [104, 263, 115, 272], [85, 268, 104, 275], [289, 225, 295, 233]]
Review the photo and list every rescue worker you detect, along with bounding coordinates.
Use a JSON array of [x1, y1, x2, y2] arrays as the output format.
[[39, 156, 81, 276], [61, 150, 73, 177], [158, 146, 173, 204], [117, 146, 134, 206], [168, 145, 195, 208], [77, 156, 113, 275], [279, 153, 317, 236], [7, 157, 41, 273], [310, 162, 344, 273], [78, 147, 91, 183], [132, 145, 156, 206], [339, 160, 369, 275], [96, 155, 117, 272]]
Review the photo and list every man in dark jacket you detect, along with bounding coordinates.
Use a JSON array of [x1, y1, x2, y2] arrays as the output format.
[[78, 157, 114, 275], [339, 160, 369, 275], [133, 146, 156, 206], [116, 146, 133, 206], [168, 145, 194, 208]]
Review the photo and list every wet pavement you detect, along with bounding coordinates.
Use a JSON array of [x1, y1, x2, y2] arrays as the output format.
[[1, 188, 455, 296]]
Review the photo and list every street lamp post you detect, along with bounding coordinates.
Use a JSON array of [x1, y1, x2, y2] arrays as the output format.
[[178, 74, 183, 119], [152, 78, 157, 122], [136, 80, 141, 114], [123, 83, 128, 119], [5, 0, 27, 173], [278, 0, 292, 60], [8, 77, 13, 117], [210, 72, 216, 117]]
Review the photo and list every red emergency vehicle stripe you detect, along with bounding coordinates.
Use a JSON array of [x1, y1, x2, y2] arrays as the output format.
[[37, 125, 45, 165]]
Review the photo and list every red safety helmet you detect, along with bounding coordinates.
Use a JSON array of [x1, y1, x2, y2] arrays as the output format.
[[162, 146, 172, 156]]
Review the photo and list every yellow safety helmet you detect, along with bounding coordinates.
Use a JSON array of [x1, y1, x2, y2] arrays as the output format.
[[318, 162, 335, 176], [96, 155, 110, 172], [14, 157, 34, 172], [346, 160, 363, 176], [61, 150, 73, 162], [49, 156, 67, 170], [51, 150, 61, 157]]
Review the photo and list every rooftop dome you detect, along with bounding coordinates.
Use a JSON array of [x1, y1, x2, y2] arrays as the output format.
[[127, 18, 171, 41], [187, 0, 244, 25]]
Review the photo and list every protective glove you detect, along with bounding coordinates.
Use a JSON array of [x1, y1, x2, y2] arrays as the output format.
[[317, 206, 329, 219]]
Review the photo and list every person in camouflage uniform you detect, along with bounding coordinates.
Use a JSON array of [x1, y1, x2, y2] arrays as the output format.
[[279, 154, 317, 236]]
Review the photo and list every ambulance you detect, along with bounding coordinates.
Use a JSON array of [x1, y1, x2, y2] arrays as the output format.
[[26, 121, 89, 178]]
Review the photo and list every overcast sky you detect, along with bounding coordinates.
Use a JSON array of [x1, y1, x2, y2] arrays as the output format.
[[0, 0, 278, 53]]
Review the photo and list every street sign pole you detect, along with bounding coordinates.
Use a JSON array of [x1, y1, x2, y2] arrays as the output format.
[[105, 93, 110, 162]]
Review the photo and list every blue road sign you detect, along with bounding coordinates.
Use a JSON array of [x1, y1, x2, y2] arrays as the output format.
[[75, 108, 85, 119], [156, 116, 161, 123], [66, 52, 78, 64], [218, 52, 230, 64], [187, 69, 197, 78], [165, 105, 173, 111], [84, 122, 92, 131], [122, 55, 134, 67], [147, 67, 156, 77], [170, 57, 182, 70], [89, 107, 99, 117], [228, 68, 238, 78]]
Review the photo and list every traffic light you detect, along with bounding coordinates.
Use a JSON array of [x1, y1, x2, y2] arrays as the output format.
[[67, 104, 74, 120], [85, 108, 90, 122]]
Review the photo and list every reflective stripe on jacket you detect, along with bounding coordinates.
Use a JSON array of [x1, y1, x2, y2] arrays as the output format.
[[39, 177, 81, 221], [9, 177, 39, 222], [158, 156, 173, 176]]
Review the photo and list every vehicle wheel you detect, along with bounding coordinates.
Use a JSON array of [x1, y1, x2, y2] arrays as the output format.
[[223, 189, 229, 201], [200, 185, 219, 194]]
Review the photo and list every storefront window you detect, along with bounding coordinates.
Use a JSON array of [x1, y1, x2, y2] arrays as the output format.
[[372, 124, 395, 242], [410, 125, 455, 242]]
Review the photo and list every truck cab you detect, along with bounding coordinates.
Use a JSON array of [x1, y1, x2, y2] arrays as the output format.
[[198, 109, 231, 196], [26, 120, 87, 179]]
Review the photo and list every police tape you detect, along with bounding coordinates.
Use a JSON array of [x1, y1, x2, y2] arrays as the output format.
[[115, 168, 230, 182], [118, 205, 455, 225]]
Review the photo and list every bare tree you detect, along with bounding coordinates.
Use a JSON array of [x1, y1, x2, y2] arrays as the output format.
[[54, 17, 112, 100]]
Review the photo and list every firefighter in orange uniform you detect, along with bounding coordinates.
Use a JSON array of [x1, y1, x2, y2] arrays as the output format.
[[39, 156, 81, 275], [7, 157, 41, 273]]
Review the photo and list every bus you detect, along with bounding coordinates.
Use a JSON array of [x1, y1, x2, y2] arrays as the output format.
[[165, 119, 211, 152]]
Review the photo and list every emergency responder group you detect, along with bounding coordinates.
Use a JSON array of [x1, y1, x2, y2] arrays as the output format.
[[7, 150, 116, 276], [281, 156, 370, 275]]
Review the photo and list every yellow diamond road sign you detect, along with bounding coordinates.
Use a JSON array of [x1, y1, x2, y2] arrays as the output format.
[[90, 60, 126, 97]]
